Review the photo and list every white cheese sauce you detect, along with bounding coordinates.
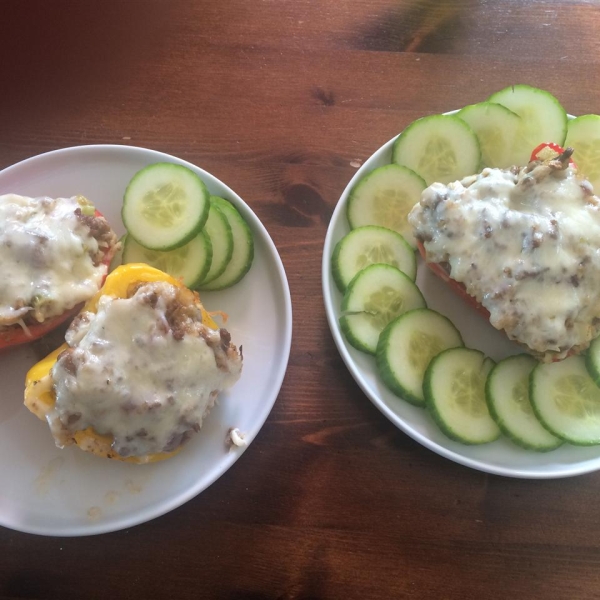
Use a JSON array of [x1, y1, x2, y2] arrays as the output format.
[[50, 283, 242, 457], [0, 194, 106, 326], [409, 165, 600, 360]]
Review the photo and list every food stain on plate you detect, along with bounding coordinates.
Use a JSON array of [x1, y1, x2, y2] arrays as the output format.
[[87, 506, 102, 520], [125, 475, 149, 495], [87, 479, 148, 521], [104, 490, 120, 505], [35, 457, 65, 495]]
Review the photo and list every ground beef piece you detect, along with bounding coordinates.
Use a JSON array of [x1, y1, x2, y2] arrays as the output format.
[[74, 208, 118, 265]]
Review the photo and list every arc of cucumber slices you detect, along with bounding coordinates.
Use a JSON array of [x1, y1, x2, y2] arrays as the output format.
[[117, 163, 254, 291]]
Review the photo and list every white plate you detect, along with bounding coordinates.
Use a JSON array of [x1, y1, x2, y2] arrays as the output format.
[[322, 135, 600, 479], [0, 145, 292, 535]]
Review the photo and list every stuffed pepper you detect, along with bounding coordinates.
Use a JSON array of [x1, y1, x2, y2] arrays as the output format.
[[409, 145, 600, 362], [0, 193, 119, 349], [24, 264, 243, 464]]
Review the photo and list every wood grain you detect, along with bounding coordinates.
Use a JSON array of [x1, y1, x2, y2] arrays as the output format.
[[2, 1, 600, 599]]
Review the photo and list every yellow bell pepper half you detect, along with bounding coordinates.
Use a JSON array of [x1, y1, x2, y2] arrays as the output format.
[[24, 263, 218, 464]]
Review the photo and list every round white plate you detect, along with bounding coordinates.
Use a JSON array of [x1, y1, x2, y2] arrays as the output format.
[[323, 135, 600, 479], [0, 145, 292, 535]]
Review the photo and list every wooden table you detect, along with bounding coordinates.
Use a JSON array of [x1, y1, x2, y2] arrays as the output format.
[[2, 1, 600, 598]]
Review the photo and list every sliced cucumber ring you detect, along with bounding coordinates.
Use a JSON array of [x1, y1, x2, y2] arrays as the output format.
[[339, 264, 426, 355], [376, 308, 463, 407], [531, 356, 600, 446], [200, 201, 234, 285], [424, 348, 500, 445], [488, 84, 567, 166], [457, 102, 521, 169], [392, 114, 481, 186], [564, 114, 600, 192], [331, 226, 416, 292], [122, 162, 210, 251], [122, 230, 212, 289], [486, 355, 562, 452], [346, 164, 425, 247], [198, 196, 254, 291]]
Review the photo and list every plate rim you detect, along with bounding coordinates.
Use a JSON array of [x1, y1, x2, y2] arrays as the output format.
[[321, 127, 600, 480], [0, 143, 293, 535]]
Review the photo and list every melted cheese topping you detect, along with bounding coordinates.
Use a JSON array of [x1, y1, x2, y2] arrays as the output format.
[[49, 284, 242, 457], [409, 166, 600, 360], [0, 194, 107, 326]]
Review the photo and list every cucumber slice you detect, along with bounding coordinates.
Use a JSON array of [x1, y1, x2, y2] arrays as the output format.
[[340, 264, 426, 355], [122, 230, 212, 289], [564, 115, 600, 191], [457, 102, 521, 169], [198, 196, 254, 291], [200, 201, 234, 285], [531, 356, 600, 445], [122, 162, 210, 251], [376, 308, 464, 407], [392, 114, 481, 186], [331, 226, 416, 292], [488, 85, 568, 166], [346, 164, 426, 247], [486, 355, 563, 452], [424, 348, 500, 445]]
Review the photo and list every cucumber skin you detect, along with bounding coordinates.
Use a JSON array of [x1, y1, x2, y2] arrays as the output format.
[[485, 355, 563, 452], [331, 237, 346, 292], [585, 337, 600, 388], [192, 231, 214, 288], [339, 315, 376, 355], [200, 203, 234, 285], [376, 308, 463, 407], [197, 196, 254, 291], [423, 349, 499, 445], [529, 360, 600, 446], [339, 264, 426, 355], [122, 162, 210, 252]]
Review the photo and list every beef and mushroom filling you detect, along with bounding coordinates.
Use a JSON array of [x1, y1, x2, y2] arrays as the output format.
[[409, 151, 600, 361], [0, 194, 118, 329], [49, 280, 242, 457]]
